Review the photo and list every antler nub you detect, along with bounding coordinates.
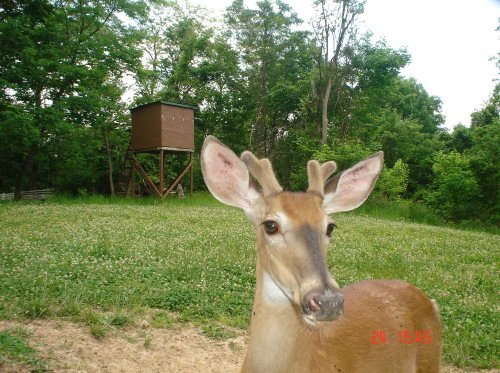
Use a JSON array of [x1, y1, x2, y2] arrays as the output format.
[[241, 151, 283, 197], [307, 160, 337, 198]]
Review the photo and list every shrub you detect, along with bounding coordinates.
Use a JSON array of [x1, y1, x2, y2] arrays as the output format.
[[374, 159, 409, 201], [425, 152, 480, 221]]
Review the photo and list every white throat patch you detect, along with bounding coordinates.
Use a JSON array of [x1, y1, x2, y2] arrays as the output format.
[[262, 272, 292, 305]]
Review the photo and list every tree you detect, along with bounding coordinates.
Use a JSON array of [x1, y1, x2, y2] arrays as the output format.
[[445, 83, 499, 224], [135, 1, 251, 148], [471, 83, 499, 129], [390, 78, 445, 133], [0, 0, 145, 197], [311, 0, 364, 144], [468, 84, 500, 224], [449, 124, 473, 153], [225, 0, 309, 157], [334, 36, 411, 142], [371, 110, 444, 194], [134, 1, 180, 101]]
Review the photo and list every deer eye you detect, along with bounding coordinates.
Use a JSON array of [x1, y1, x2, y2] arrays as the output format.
[[326, 223, 337, 237], [263, 220, 279, 235]]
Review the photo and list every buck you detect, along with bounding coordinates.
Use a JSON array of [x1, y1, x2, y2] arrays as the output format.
[[201, 136, 442, 373]]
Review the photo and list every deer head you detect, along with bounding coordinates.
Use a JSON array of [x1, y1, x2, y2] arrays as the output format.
[[201, 136, 383, 326]]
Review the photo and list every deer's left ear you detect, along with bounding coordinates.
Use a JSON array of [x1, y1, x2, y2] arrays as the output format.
[[323, 151, 384, 214]]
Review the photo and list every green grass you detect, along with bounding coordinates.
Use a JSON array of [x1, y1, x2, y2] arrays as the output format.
[[0, 194, 498, 369], [353, 197, 500, 234], [352, 198, 446, 226], [150, 310, 177, 329], [0, 328, 47, 371]]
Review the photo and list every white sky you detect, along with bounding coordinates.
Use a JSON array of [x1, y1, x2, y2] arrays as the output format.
[[190, 0, 499, 130]]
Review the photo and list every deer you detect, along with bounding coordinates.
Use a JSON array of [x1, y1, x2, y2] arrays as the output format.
[[200, 135, 442, 373]]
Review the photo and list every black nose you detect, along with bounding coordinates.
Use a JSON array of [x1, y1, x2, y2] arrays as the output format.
[[303, 289, 344, 322]]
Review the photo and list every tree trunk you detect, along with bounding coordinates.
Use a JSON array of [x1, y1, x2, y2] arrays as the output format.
[[29, 162, 38, 190], [321, 76, 333, 144], [321, 96, 329, 144], [14, 147, 36, 200], [313, 0, 360, 145], [103, 129, 115, 196]]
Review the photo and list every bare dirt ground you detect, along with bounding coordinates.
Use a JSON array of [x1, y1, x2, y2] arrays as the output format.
[[0, 320, 497, 373]]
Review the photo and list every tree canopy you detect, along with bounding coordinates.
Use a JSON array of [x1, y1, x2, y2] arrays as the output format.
[[0, 0, 498, 226]]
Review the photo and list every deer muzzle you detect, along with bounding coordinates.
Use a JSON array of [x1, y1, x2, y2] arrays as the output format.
[[302, 288, 344, 322]]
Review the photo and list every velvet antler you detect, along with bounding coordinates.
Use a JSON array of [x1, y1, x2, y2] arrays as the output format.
[[307, 160, 337, 198], [240, 151, 283, 197]]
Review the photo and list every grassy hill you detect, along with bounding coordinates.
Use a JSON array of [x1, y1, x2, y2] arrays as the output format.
[[0, 195, 498, 369]]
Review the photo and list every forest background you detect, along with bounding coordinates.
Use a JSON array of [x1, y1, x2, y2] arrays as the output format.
[[0, 0, 498, 228]]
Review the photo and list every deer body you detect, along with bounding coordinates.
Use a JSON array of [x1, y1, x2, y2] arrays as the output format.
[[245, 275, 440, 373], [201, 136, 442, 373]]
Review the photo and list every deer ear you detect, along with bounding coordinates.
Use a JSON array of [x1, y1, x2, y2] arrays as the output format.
[[323, 151, 384, 214], [201, 136, 259, 210]]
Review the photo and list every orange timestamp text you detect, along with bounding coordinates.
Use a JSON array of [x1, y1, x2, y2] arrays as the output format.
[[371, 330, 432, 345]]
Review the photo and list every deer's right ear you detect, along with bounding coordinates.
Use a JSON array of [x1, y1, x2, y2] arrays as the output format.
[[201, 136, 259, 210]]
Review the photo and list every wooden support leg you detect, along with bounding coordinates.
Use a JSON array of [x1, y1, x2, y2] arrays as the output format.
[[129, 158, 136, 197], [189, 152, 193, 197], [131, 154, 162, 197], [164, 156, 193, 197], [160, 149, 165, 197]]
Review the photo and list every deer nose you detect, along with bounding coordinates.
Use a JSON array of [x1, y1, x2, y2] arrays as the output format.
[[303, 289, 344, 322]]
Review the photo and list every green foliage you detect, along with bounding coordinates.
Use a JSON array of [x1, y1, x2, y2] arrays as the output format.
[[449, 124, 473, 153], [425, 152, 480, 221], [352, 198, 445, 227], [313, 140, 374, 170], [0, 0, 144, 196], [369, 110, 445, 194], [445, 86, 499, 225], [226, 0, 312, 157], [468, 126, 500, 224], [0, 0, 496, 225], [470, 83, 499, 129], [109, 313, 132, 327], [310, 142, 409, 205], [390, 78, 445, 133], [374, 159, 409, 201], [285, 140, 375, 191], [342, 37, 410, 142], [338, 40, 447, 196]]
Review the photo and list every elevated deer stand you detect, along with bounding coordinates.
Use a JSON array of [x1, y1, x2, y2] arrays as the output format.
[[126, 101, 195, 198]]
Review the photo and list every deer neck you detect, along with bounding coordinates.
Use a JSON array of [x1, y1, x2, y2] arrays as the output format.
[[243, 260, 312, 373]]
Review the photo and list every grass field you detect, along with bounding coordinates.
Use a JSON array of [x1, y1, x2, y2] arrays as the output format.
[[0, 195, 498, 369]]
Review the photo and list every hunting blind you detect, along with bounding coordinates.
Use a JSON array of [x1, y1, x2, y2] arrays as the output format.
[[125, 101, 195, 198]]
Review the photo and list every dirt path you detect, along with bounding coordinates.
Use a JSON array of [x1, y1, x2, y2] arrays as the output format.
[[0, 320, 245, 373], [0, 320, 497, 373]]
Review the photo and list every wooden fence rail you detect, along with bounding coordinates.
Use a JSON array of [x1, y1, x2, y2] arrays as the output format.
[[1, 189, 55, 201]]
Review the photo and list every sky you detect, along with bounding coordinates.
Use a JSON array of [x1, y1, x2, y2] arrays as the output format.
[[190, 0, 500, 130]]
